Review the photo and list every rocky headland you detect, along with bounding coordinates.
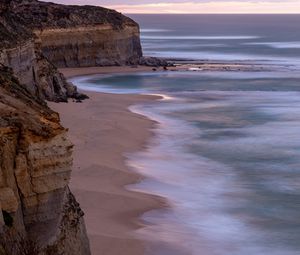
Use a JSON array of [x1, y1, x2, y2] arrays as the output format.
[[0, 65, 90, 254], [11, 0, 143, 68], [0, 0, 86, 102], [0, 0, 150, 254]]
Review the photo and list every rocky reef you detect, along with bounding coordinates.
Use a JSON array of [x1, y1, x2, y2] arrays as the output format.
[[0, 65, 90, 254], [11, 0, 142, 67]]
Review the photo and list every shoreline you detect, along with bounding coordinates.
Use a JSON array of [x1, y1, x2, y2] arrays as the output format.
[[52, 63, 282, 254], [49, 83, 166, 254], [59, 61, 278, 80]]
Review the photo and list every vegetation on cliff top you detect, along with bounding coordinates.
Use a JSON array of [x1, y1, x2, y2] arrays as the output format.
[[0, 0, 139, 49], [9, 0, 139, 30]]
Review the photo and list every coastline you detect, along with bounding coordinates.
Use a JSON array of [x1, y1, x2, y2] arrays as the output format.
[[59, 61, 276, 80], [49, 72, 165, 255], [51, 63, 281, 254]]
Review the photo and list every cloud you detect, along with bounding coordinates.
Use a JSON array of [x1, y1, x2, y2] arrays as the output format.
[[45, 0, 300, 13], [108, 0, 300, 13], [46, 0, 299, 4]]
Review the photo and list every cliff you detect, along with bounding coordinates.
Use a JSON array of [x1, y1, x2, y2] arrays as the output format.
[[0, 0, 143, 101], [0, 65, 90, 255], [0, 0, 86, 102], [10, 0, 143, 67], [0, 1, 145, 254]]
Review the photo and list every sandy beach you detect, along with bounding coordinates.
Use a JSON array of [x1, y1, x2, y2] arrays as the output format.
[[50, 63, 278, 255], [49, 68, 165, 255]]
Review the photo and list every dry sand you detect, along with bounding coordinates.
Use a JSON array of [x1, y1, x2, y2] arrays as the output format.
[[55, 64, 253, 254], [49, 89, 165, 255], [52, 64, 277, 254]]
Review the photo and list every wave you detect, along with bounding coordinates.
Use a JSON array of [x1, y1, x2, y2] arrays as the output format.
[[144, 50, 300, 68], [142, 42, 227, 49], [245, 41, 300, 49], [141, 28, 172, 32], [127, 91, 300, 255], [70, 75, 146, 94], [144, 50, 273, 61], [141, 35, 261, 40]]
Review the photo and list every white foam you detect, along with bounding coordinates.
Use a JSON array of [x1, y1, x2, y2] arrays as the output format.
[[245, 41, 300, 49], [126, 91, 300, 255], [145, 49, 300, 69], [126, 101, 256, 255], [148, 93, 175, 101], [141, 35, 260, 40], [141, 28, 171, 33]]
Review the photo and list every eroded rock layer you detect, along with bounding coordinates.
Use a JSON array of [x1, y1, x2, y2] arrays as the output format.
[[11, 0, 143, 67], [0, 66, 90, 254], [0, 0, 87, 102], [0, 1, 145, 254]]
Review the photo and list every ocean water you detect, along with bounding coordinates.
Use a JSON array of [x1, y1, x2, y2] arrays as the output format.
[[131, 14, 300, 68], [72, 15, 300, 255]]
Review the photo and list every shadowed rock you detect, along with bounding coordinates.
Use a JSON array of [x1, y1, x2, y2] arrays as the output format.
[[0, 65, 90, 254]]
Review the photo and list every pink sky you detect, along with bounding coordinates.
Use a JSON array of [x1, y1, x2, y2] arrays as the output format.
[[46, 0, 300, 14]]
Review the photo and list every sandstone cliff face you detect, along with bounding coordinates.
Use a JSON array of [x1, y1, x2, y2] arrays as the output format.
[[0, 1, 144, 254], [0, 0, 143, 100], [0, 66, 90, 255], [0, 1, 85, 102], [11, 0, 143, 67], [35, 25, 141, 67], [0, 40, 78, 102]]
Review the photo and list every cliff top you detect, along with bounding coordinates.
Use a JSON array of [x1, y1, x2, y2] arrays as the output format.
[[0, 0, 139, 48], [7, 0, 138, 30], [0, 5, 32, 48]]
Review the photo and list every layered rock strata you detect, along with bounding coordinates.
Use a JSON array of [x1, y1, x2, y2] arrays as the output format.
[[0, 0, 86, 102], [10, 0, 143, 68], [0, 1, 147, 254], [0, 65, 90, 254]]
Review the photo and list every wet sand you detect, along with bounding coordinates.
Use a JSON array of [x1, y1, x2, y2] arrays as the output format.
[[51, 63, 270, 255], [49, 70, 165, 255]]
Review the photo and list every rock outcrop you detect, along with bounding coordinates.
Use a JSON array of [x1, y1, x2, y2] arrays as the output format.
[[0, 0, 144, 101], [0, 65, 90, 254], [0, 1, 146, 254], [0, 0, 87, 102], [139, 56, 169, 67], [11, 0, 143, 68]]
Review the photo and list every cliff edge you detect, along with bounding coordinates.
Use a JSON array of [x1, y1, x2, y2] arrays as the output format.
[[0, 1, 146, 254], [11, 0, 143, 67], [0, 0, 87, 102], [0, 65, 90, 254], [0, 0, 144, 101]]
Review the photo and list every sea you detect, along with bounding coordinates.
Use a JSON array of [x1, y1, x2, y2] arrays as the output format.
[[72, 15, 300, 255]]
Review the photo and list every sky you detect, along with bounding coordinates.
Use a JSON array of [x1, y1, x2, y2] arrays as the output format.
[[46, 0, 300, 14]]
